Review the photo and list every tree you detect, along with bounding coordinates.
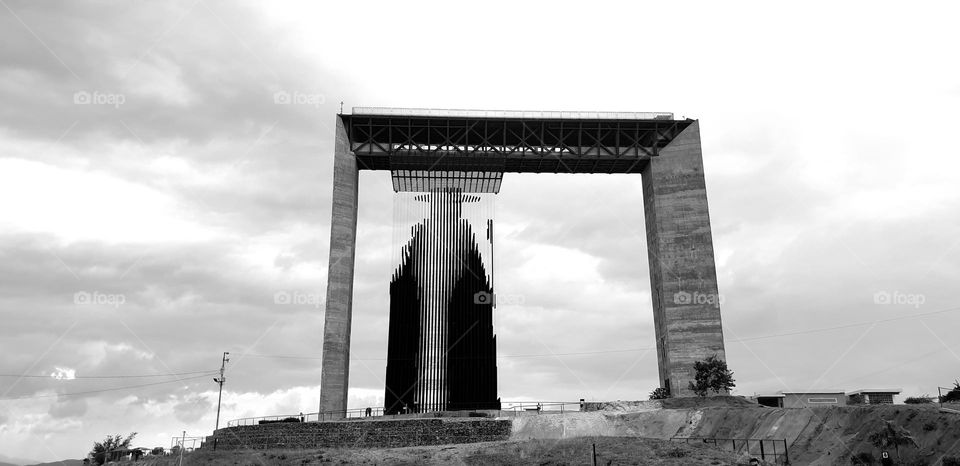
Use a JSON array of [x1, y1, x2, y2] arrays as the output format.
[[89, 432, 137, 465], [150, 446, 165, 456], [688, 354, 735, 396], [649, 386, 670, 400], [867, 420, 918, 464]]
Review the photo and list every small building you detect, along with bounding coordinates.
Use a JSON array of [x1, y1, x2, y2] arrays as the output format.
[[847, 388, 901, 405], [781, 390, 847, 408], [755, 393, 785, 408]]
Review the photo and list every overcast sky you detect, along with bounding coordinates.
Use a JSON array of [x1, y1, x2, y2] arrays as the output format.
[[2, 0, 960, 462]]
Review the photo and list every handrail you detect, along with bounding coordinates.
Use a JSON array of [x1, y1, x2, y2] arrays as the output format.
[[227, 407, 385, 427], [225, 401, 585, 427]]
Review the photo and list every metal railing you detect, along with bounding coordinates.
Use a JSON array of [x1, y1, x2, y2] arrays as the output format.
[[227, 407, 385, 427], [225, 401, 584, 427], [671, 437, 789, 464], [500, 401, 582, 415]]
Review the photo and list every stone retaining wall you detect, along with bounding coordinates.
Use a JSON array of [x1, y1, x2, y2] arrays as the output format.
[[207, 418, 512, 450]]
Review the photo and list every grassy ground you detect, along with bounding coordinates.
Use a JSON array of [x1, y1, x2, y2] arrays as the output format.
[[138, 436, 747, 465]]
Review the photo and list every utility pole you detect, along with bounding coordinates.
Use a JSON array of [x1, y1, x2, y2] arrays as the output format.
[[178, 430, 185, 466], [213, 352, 229, 431]]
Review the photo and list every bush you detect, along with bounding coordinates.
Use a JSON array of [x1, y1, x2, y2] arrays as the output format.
[[848, 394, 864, 405], [943, 456, 960, 466], [923, 421, 936, 432], [649, 387, 670, 400], [905, 395, 934, 404], [150, 447, 164, 455], [850, 451, 876, 465]]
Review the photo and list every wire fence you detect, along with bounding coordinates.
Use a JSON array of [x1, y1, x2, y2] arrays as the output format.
[[225, 401, 584, 427], [671, 437, 790, 464], [170, 435, 206, 450]]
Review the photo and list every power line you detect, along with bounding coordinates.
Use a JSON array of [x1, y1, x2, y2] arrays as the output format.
[[0, 373, 214, 400], [0, 369, 219, 379], [730, 304, 960, 343]]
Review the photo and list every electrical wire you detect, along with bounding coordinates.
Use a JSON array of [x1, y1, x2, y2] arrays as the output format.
[[0, 369, 220, 379], [0, 373, 215, 400]]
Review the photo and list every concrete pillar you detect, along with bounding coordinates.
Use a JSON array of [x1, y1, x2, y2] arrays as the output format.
[[641, 121, 727, 397], [319, 116, 359, 416]]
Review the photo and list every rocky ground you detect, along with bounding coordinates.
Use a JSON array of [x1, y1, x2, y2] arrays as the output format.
[[135, 437, 743, 465]]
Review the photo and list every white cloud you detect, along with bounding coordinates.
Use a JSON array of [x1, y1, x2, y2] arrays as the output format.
[[0, 158, 217, 244]]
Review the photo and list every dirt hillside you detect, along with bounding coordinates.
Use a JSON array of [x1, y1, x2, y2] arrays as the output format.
[[513, 401, 960, 465]]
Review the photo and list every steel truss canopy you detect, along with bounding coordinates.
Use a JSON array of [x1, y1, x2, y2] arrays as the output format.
[[342, 107, 694, 174], [391, 170, 502, 194]]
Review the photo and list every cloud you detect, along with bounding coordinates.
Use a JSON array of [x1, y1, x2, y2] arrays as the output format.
[[173, 394, 212, 424], [49, 396, 88, 419], [3, 0, 960, 462]]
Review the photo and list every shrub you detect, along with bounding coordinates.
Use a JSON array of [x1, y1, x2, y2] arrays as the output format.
[[905, 396, 934, 404], [848, 394, 864, 405], [923, 421, 936, 432], [943, 456, 960, 466], [649, 387, 670, 400]]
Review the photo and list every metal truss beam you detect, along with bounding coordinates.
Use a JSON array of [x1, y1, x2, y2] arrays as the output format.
[[342, 114, 693, 174]]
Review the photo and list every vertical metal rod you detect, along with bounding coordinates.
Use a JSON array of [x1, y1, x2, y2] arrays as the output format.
[[591, 443, 597, 466]]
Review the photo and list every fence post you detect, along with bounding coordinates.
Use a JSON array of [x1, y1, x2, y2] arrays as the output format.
[[783, 439, 790, 465], [760, 439, 766, 460], [591, 443, 597, 466]]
